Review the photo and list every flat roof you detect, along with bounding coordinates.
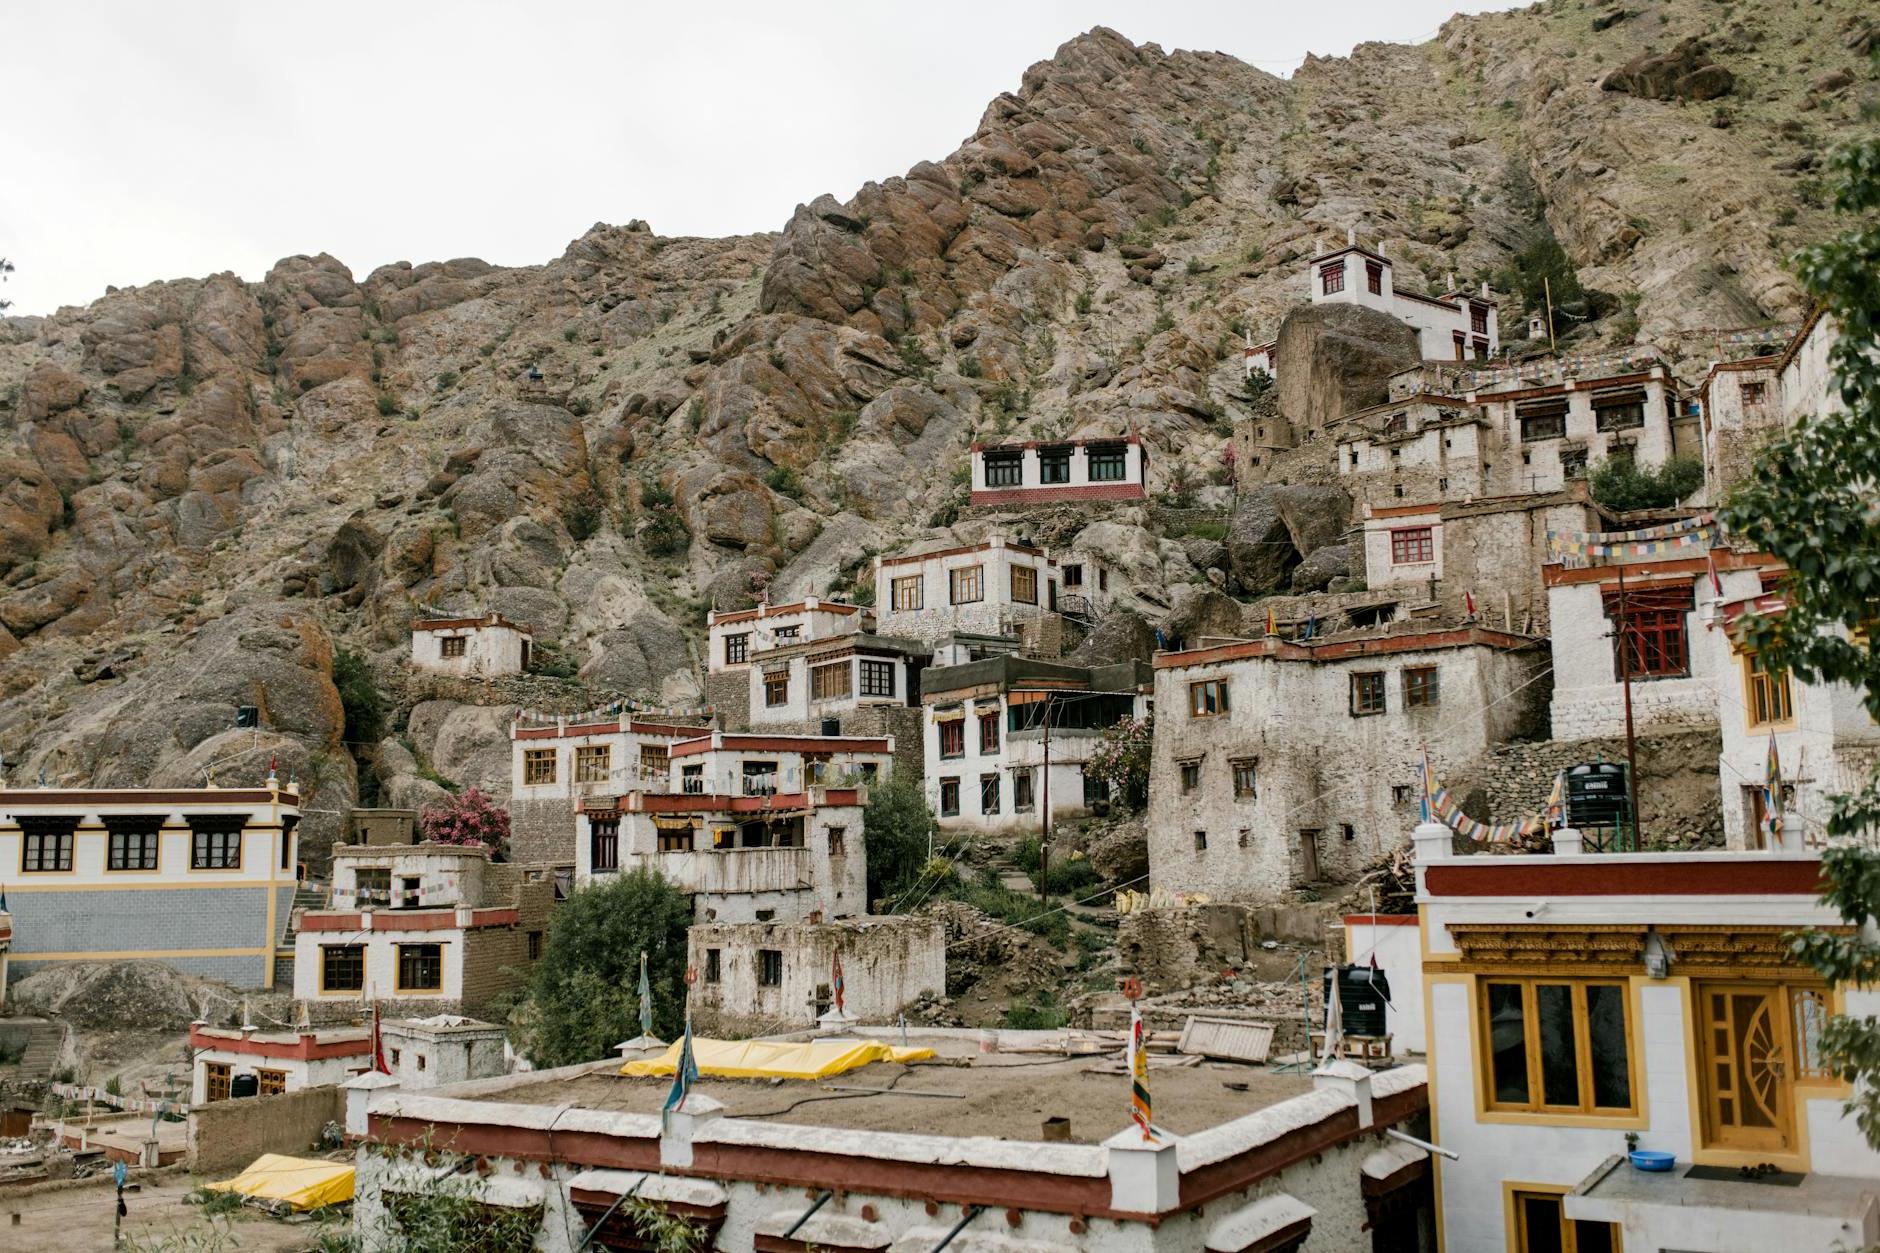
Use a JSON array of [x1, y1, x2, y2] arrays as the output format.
[[476, 1032, 1313, 1145], [1154, 625, 1540, 670]]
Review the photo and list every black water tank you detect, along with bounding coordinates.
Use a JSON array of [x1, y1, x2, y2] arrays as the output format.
[[1566, 762, 1630, 829], [1323, 964, 1392, 1038], [821, 717, 841, 737], [230, 1072, 259, 1099]]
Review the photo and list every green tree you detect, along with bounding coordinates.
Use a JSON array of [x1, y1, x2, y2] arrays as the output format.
[[863, 775, 937, 907], [1587, 453, 1705, 512], [332, 647, 384, 744], [1718, 137, 1880, 1146], [523, 868, 692, 1067]]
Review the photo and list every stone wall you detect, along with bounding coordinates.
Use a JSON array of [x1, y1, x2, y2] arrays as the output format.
[[459, 878, 555, 1015], [187, 1084, 345, 1174], [1116, 902, 1337, 994], [761, 705, 926, 785], [704, 670, 750, 733], [508, 796, 579, 866], [688, 916, 946, 1036]]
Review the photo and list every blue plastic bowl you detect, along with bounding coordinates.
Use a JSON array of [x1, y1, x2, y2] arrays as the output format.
[[1630, 1150, 1675, 1172]]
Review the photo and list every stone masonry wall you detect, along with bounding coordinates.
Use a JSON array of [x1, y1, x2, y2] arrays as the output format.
[[459, 878, 556, 1015], [187, 1084, 346, 1174]]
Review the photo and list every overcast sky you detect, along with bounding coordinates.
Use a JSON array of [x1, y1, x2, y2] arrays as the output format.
[[3, 1, 1526, 316]]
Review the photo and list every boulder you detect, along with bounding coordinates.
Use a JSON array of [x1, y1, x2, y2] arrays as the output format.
[[1273, 484, 1352, 557], [1160, 585, 1251, 652], [1291, 542, 1352, 592], [580, 615, 695, 695], [1273, 303, 1420, 439], [1065, 611, 1158, 667], [1601, 39, 1735, 101], [1223, 487, 1299, 597]]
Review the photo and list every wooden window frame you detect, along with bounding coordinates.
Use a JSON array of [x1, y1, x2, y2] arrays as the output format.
[[979, 711, 1000, 755], [107, 826, 161, 872], [1366, 260, 1383, 295], [1039, 446, 1072, 484], [1350, 671, 1387, 717], [1231, 759, 1258, 799], [1188, 679, 1229, 718], [704, 948, 721, 984], [191, 828, 243, 871], [811, 661, 852, 702], [1520, 411, 1568, 442], [1617, 606, 1690, 679], [950, 565, 984, 605], [891, 575, 923, 611], [1389, 526, 1434, 565], [1013, 769, 1035, 813], [1741, 648, 1794, 728], [1404, 666, 1440, 709], [522, 748, 557, 786], [656, 825, 694, 853], [1320, 260, 1345, 295], [939, 719, 966, 759], [204, 1062, 232, 1104], [1740, 379, 1768, 407], [859, 658, 895, 698], [983, 452, 1023, 487], [21, 825, 74, 874], [724, 633, 749, 665], [256, 1069, 288, 1097], [758, 949, 783, 987], [320, 944, 365, 995], [1470, 304, 1488, 335], [1505, 1183, 1621, 1253], [979, 772, 1001, 815], [1086, 444, 1127, 482], [395, 943, 444, 994], [1179, 760, 1201, 794], [1478, 977, 1640, 1121], [439, 635, 467, 659], [574, 744, 611, 784], [938, 777, 960, 817], [1011, 564, 1038, 605], [763, 671, 790, 707]]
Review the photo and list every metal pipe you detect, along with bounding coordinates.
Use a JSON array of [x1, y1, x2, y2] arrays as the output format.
[[784, 1190, 833, 1239], [1386, 1127, 1459, 1161], [933, 1204, 985, 1251]]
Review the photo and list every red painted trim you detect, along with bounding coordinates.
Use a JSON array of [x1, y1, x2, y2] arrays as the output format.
[[970, 484, 1146, 506], [972, 433, 1142, 454], [670, 736, 891, 758], [1424, 858, 1824, 898], [594, 790, 862, 815], [1475, 370, 1660, 405], [1541, 548, 1779, 588], [710, 601, 864, 626], [1154, 626, 1537, 670], [0, 789, 286, 806], [513, 720, 703, 741], [875, 541, 1045, 569], [412, 614, 531, 634], [1344, 914, 1417, 927], [299, 908, 519, 932], [190, 1023, 371, 1062], [1774, 303, 1828, 380]]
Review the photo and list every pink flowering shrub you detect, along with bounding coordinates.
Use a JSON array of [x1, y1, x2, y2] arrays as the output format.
[[419, 786, 512, 860]]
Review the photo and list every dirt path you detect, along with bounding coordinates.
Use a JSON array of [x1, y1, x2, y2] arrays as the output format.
[[1, 1173, 334, 1251]]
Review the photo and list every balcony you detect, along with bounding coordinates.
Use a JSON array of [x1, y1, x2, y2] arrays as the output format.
[[1566, 1154, 1877, 1252]]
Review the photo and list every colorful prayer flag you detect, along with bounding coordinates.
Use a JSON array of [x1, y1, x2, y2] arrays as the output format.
[[665, 1016, 699, 1113], [1128, 1002, 1154, 1141], [832, 947, 846, 1015], [1761, 732, 1785, 846]]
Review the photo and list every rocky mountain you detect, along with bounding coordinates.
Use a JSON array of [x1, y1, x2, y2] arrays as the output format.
[[1, 3, 1874, 857]]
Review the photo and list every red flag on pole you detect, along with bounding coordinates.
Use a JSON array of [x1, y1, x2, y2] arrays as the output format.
[[371, 1003, 389, 1074]]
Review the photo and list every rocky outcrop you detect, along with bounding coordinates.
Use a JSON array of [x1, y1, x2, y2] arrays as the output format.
[[1600, 39, 1735, 102], [1273, 303, 1421, 437]]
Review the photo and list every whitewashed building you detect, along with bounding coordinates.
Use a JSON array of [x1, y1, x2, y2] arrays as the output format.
[[379, 1015, 507, 1091], [921, 657, 1150, 836], [872, 537, 1067, 644], [1308, 242, 1499, 361], [670, 732, 894, 797], [506, 714, 706, 865], [968, 434, 1148, 507], [0, 781, 301, 989], [687, 915, 946, 1035], [1146, 627, 1549, 900], [705, 597, 871, 675], [1416, 822, 1880, 1252], [292, 842, 552, 1020], [574, 786, 867, 923], [189, 1022, 372, 1104], [409, 613, 533, 677], [744, 634, 927, 731]]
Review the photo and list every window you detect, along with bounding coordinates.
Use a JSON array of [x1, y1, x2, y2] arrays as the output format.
[[204, 1062, 231, 1103], [353, 867, 391, 906], [939, 777, 961, 816], [1013, 769, 1035, 813], [984, 452, 1023, 487], [1404, 666, 1440, 708], [639, 744, 669, 781], [390, 1049, 401, 1068], [1560, 447, 1589, 480], [1741, 379, 1768, 407], [1194, 830, 1208, 851], [106, 817, 161, 871], [1232, 759, 1258, 799], [764, 670, 789, 706], [590, 818, 619, 871], [827, 825, 846, 855], [523, 748, 557, 786], [1389, 526, 1434, 565], [1179, 760, 1201, 793], [20, 819, 74, 873], [811, 661, 852, 701], [979, 711, 1000, 755], [980, 773, 1001, 815], [1470, 304, 1488, 335], [574, 744, 611, 784], [1039, 446, 1072, 484], [1605, 586, 1692, 679], [1189, 679, 1229, 717], [856, 658, 895, 699], [1511, 1190, 1620, 1253], [527, 931, 543, 961], [1791, 985, 1833, 1080], [891, 575, 923, 611], [656, 824, 694, 853], [1453, 330, 1466, 361], [1087, 444, 1127, 482], [191, 820, 243, 870], [1062, 563, 1083, 588], [724, 633, 749, 665], [1393, 785, 1411, 804], [321, 945, 365, 993], [257, 1069, 288, 1097], [702, 948, 721, 983], [1742, 648, 1794, 726], [758, 949, 783, 987], [1011, 565, 1038, 604], [742, 761, 779, 796], [1366, 260, 1383, 295], [681, 764, 704, 794], [416, 1054, 427, 1072], [1593, 388, 1647, 432], [773, 625, 800, 645], [1350, 672, 1386, 716], [440, 635, 468, 659], [939, 717, 966, 758], [1083, 769, 1107, 806], [396, 944, 443, 993], [1321, 260, 1345, 295], [1518, 405, 1568, 442], [1481, 978, 1634, 1114], [950, 565, 984, 604]]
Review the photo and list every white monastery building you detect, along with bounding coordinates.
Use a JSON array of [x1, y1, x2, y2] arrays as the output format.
[[409, 613, 533, 677], [968, 434, 1148, 507], [189, 1021, 371, 1104], [872, 536, 1088, 644], [1309, 241, 1500, 361], [704, 597, 870, 675], [744, 633, 927, 731], [670, 732, 893, 797], [686, 915, 946, 1036]]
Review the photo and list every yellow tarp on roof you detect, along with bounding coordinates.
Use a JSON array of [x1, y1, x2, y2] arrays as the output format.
[[205, 1153, 355, 1212], [620, 1037, 934, 1080]]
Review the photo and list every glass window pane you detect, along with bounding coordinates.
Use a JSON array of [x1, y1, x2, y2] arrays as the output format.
[[1573, 1219, 1617, 1253], [1537, 984, 1581, 1107], [1487, 983, 1530, 1104], [1518, 1195, 1565, 1253], [1586, 984, 1632, 1109]]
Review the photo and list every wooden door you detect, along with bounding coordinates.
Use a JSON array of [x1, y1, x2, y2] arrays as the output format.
[[1697, 983, 1795, 1153]]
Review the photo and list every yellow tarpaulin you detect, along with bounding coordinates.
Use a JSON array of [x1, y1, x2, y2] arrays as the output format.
[[621, 1037, 934, 1080], [205, 1153, 355, 1212]]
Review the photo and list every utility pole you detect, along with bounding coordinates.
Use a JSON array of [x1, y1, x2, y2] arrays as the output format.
[[1039, 697, 1052, 910], [1615, 565, 1642, 851], [1543, 275, 1558, 354]]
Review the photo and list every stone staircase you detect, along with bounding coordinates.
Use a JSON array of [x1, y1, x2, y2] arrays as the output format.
[[9, 1020, 64, 1083]]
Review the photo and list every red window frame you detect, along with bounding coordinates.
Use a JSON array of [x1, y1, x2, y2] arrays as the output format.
[[1471, 304, 1488, 335], [1366, 261, 1383, 295], [1604, 587, 1693, 679], [1321, 261, 1345, 295], [1390, 526, 1434, 565], [979, 712, 1000, 754], [1452, 330, 1466, 361], [939, 719, 965, 758]]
